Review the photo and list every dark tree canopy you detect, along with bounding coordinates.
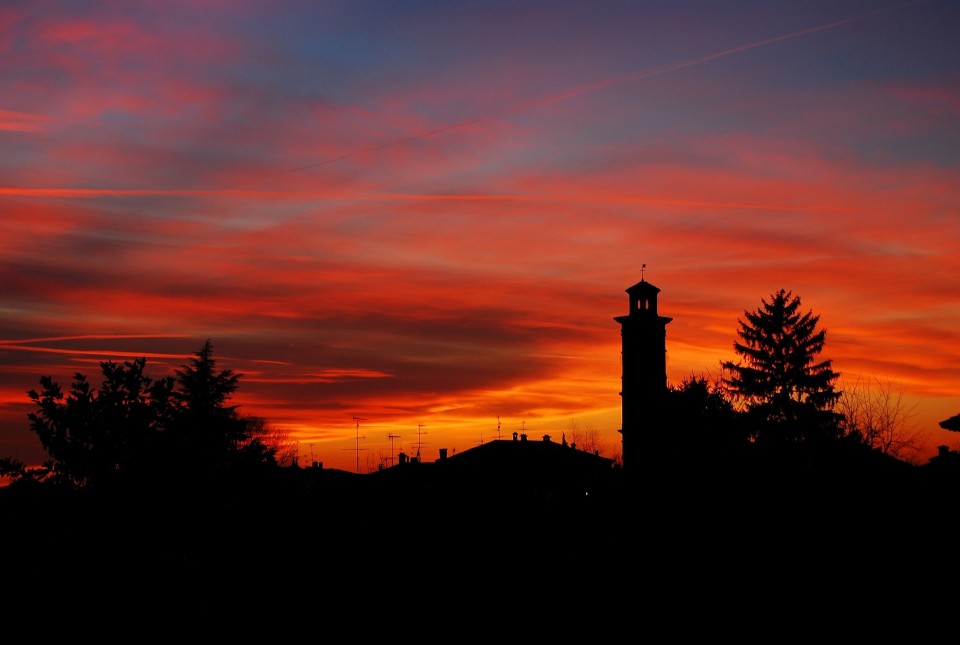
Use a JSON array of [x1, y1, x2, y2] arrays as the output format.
[[26, 357, 173, 489], [664, 373, 745, 454], [722, 289, 842, 445], [22, 340, 277, 492]]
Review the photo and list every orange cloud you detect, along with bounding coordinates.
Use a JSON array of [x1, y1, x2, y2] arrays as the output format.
[[1, 0, 957, 474]]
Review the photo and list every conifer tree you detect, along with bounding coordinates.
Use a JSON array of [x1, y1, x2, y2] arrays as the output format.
[[169, 339, 274, 473], [722, 289, 841, 444]]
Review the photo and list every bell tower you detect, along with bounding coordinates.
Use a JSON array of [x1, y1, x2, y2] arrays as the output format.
[[614, 273, 672, 476]]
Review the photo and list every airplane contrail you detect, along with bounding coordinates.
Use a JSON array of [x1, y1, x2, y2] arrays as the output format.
[[0, 0, 928, 193], [286, 0, 928, 172], [524, 0, 929, 111]]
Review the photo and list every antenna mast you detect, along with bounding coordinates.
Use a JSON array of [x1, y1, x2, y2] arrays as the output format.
[[416, 423, 427, 462], [352, 416, 367, 473], [388, 433, 401, 467]]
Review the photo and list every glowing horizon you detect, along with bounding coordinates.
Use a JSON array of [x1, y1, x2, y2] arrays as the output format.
[[1, 1, 958, 473]]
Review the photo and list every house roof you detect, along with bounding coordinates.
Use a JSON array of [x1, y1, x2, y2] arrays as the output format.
[[363, 434, 618, 507], [445, 436, 614, 471]]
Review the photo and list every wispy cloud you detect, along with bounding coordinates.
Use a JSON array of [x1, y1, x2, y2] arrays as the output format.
[[0, 109, 48, 133], [1, 0, 957, 471]]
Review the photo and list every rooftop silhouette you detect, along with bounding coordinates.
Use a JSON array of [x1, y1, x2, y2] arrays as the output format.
[[3, 277, 960, 591]]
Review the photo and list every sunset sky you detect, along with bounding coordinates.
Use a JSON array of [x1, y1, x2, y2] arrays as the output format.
[[1, 0, 958, 473]]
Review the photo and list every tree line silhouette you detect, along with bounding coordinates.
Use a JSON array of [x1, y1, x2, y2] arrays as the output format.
[[4, 290, 960, 494], [3, 289, 960, 561], [1, 340, 281, 496]]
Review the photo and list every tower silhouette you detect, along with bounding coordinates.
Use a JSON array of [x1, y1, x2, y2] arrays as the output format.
[[614, 274, 672, 477]]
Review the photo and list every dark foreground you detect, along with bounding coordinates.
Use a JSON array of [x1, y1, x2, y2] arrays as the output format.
[[3, 456, 954, 587]]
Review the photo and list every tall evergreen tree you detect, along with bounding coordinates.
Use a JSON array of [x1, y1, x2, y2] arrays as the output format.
[[173, 339, 240, 421], [722, 289, 841, 445], [169, 339, 275, 474]]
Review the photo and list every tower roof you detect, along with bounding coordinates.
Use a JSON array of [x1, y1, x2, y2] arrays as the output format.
[[625, 278, 660, 295]]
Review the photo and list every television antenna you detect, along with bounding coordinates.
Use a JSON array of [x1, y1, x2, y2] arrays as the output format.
[[352, 416, 367, 473], [415, 423, 428, 462], [387, 433, 401, 467]]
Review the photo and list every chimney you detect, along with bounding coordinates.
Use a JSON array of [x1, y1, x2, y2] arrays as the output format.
[[439, 448, 448, 460]]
